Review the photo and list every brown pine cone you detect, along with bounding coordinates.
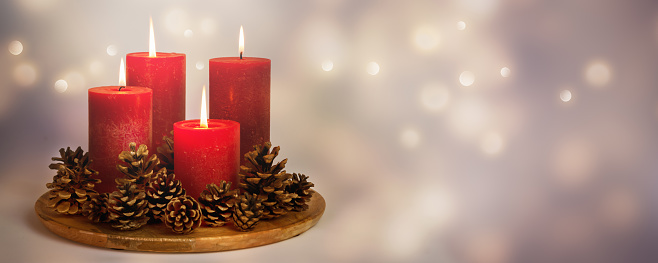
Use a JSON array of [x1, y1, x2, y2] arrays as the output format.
[[116, 142, 159, 189], [164, 196, 202, 234], [233, 193, 263, 231], [145, 168, 185, 221], [47, 166, 100, 215], [156, 131, 174, 173], [287, 173, 315, 212], [198, 181, 238, 227], [107, 182, 150, 230], [82, 192, 109, 223]]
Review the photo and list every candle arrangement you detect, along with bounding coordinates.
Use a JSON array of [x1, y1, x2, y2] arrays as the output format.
[[36, 20, 324, 252]]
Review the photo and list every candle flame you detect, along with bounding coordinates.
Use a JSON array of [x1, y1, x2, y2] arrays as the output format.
[[149, 16, 156, 57], [119, 58, 126, 87], [200, 85, 208, 128], [239, 26, 244, 59]]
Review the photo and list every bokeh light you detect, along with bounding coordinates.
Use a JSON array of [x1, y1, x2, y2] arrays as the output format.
[[106, 45, 117, 56], [400, 128, 420, 148], [459, 71, 475, 87], [54, 79, 68, 93], [62, 71, 85, 93], [500, 67, 510, 77], [8, 40, 23, 55], [457, 21, 466, 31], [560, 90, 572, 102], [367, 62, 380, 75], [184, 29, 194, 38], [419, 83, 450, 112], [13, 63, 37, 87], [413, 26, 440, 51], [448, 98, 488, 137], [585, 60, 611, 87], [321, 60, 334, 72], [195, 61, 204, 70]]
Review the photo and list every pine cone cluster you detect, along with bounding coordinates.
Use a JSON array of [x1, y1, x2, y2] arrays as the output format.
[[82, 192, 109, 223], [156, 132, 174, 173], [198, 181, 238, 227], [46, 147, 100, 215], [116, 142, 159, 188], [233, 193, 263, 231], [164, 196, 202, 234], [146, 168, 185, 221], [107, 181, 150, 230], [287, 173, 315, 212]]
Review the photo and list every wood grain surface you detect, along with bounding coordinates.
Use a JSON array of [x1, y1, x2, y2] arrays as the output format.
[[34, 191, 325, 252]]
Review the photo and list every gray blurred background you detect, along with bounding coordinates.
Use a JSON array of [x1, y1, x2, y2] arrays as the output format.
[[2, 0, 658, 262]]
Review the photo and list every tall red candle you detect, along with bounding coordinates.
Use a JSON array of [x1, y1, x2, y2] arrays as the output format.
[[209, 27, 270, 162], [89, 86, 152, 193], [174, 119, 240, 197]]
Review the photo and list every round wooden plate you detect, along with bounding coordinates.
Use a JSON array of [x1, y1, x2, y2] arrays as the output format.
[[34, 191, 325, 252]]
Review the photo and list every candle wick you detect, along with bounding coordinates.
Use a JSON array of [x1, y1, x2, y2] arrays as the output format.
[[119, 86, 125, 91], [240, 52, 243, 60]]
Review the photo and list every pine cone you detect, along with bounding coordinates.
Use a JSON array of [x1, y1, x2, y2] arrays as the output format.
[[198, 181, 238, 227], [164, 196, 202, 234], [287, 173, 315, 212], [82, 193, 109, 223], [233, 193, 263, 231], [107, 182, 150, 230], [146, 168, 185, 221], [239, 142, 296, 219], [116, 142, 159, 189], [156, 131, 174, 173], [46, 147, 100, 215]]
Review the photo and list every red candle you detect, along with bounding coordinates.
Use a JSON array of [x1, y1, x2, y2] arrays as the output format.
[[126, 18, 185, 151], [174, 87, 240, 197], [89, 59, 152, 193], [209, 26, 270, 163]]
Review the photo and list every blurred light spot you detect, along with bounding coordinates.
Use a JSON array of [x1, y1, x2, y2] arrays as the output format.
[[413, 185, 455, 229], [367, 62, 380, 75], [184, 29, 194, 38], [13, 63, 37, 87], [419, 83, 450, 112], [400, 128, 420, 148], [599, 188, 641, 231], [459, 71, 475, 86], [195, 61, 204, 70], [321, 60, 334, 71], [165, 9, 189, 35], [413, 26, 440, 51], [54, 79, 68, 93], [106, 45, 117, 56], [552, 138, 597, 188], [448, 99, 488, 137], [200, 18, 216, 35], [585, 60, 611, 87], [8, 40, 23, 55], [481, 132, 504, 155], [560, 90, 572, 102], [457, 21, 466, 31], [500, 67, 510, 77], [89, 61, 103, 75], [63, 71, 86, 92]]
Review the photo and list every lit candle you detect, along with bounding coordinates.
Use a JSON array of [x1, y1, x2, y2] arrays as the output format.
[[174, 86, 240, 197], [89, 58, 152, 193], [126, 17, 186, 152], [209, 26, 270, 163]]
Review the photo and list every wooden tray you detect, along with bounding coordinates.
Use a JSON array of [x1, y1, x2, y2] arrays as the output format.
[[34, 191, 325, 252]]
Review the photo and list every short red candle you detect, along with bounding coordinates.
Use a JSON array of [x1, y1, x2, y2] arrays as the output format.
[[89, 86, 152, 193], [174, 119, 240, 197], [126, 52, 185, 151], [209, 57, 270, 162]]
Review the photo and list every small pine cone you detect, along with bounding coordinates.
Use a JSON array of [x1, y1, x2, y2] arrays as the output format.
[[46, 166, 100, 215], [146, 168, 186, 221], [198, 181, 238, 227], [107, 182, 150, 230], [164, 196, 202, 234], [83, 193, 110, 223], [116, 142, 159, 189], [287, 173, 315, 212], [156, 131, 174, 173], [233, 193, 263, 231]]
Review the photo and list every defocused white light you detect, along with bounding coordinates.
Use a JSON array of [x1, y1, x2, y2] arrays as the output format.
[[54, 79, 68, 93], [457, 21, 466, 31], [560, 90, 572, 102], [367, 62, 380, 75], [184, 29, 194, 38], [63, 71, 85, 92], [195, 61, 205, 70], [459, 71, 475, 86], [413, 26, 440, 51], [585, 60, 611, 87], [322, 60, 334, 72], [481, 132, 504, 155], [448, 99, 488, 137], [13, 63, 37, 87], [500, 67, 510, 77], [419, 84, 450, 112], [8, 40, 23, 55], [106, 45, 117, 56], [400, 128, 420, 148]]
